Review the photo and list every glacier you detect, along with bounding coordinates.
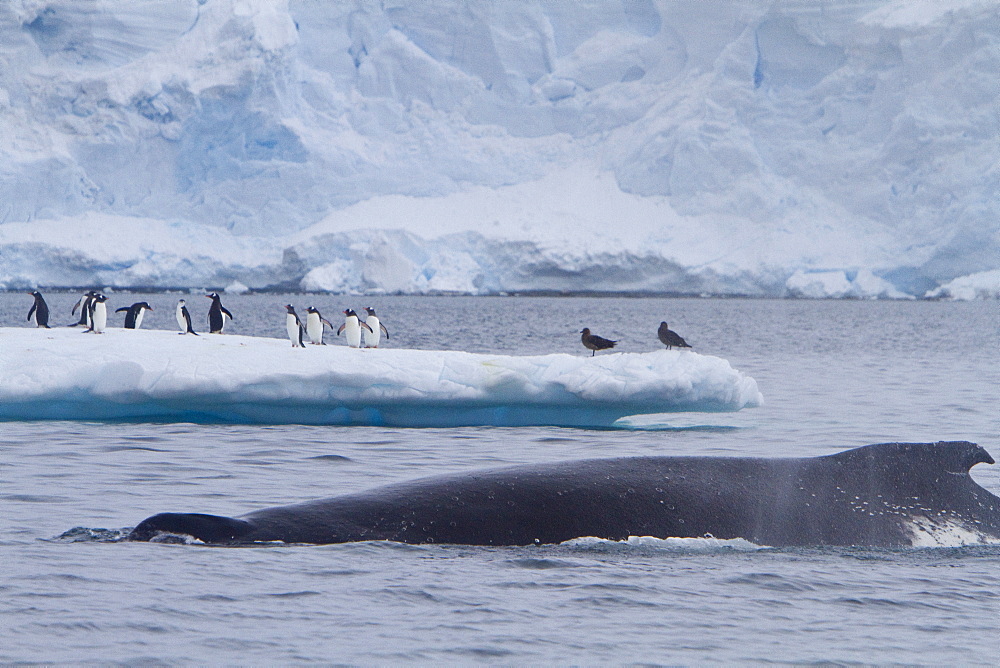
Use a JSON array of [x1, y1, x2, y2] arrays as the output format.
[[0, 327, 762, 427], [1, 0, 999, 298]]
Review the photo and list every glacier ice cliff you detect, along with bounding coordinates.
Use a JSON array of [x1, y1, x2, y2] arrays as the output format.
[[1, 0, 998, 298], [0, 328, 763, 427]]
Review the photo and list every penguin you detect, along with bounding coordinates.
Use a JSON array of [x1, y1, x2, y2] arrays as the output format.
[[580, 328, 616, 356], [26, 290, 50, 328], [657, 321, 692, 350], [337, 308, 373, 348], [70, 292, 96, 327], [362, 306, 390, 348], [85, 294, 108, 334], [176, 299, 198, 335], [305, 306, 333, 345], [285, 305, 305, 348], [115, 302, 153, 329], [205, 293, 233, 334]]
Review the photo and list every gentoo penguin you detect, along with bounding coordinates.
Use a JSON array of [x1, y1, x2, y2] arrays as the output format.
[[70, 292, 96, 327], [657, 321, 692, 350], [115, 302, 153, 329], [175, 299, 198, 335], [26, 290, 50, 328], [284, 305, 305, 348], [362, 307, 389, 348], [337, 308, 373, 348], [85, 294, 108, 334], [580, 328, 616, 356], [305, 306, 333, 345], [205, 293, 233, 334]]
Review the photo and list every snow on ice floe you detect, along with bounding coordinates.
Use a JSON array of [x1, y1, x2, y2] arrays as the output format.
[[0, 328, 762, 428]]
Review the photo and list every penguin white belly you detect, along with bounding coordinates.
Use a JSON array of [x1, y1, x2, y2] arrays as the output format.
[[92, 303, 107, 333], [364, 316, 381, 347], [175, 305, 185, 332], [286, 314, 303, 347], [306, 313, 322, 344], [134, 309, 145, 330], [345, 319, 362, 348]]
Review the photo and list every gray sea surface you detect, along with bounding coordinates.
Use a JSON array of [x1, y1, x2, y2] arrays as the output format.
[[2, 292, 1000, 664]]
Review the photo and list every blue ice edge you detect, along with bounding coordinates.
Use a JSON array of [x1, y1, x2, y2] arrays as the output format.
[[0, 328, 763, 429], [0, 400, 752, 429]]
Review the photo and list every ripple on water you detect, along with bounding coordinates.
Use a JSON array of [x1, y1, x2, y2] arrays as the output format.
[[100, 445, 170, 453], [505, 557, 582, 570], [724, 572, 818, 593], [307, 454, 352, 462], [3, 494, 71, 503], [258, 590, 323, 599]]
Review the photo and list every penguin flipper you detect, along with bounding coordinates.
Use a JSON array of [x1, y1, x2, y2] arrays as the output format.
[[221, 307, 234, 320], [321, 318, 333, 328], [337, 324, 346, 335], [115, 307, 129, 313], [27, 303, 36, 321], [380, 323, 389, 338], [361, 322, 373, 333]]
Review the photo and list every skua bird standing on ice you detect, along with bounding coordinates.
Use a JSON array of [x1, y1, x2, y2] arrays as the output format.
[[657, 322, 691, 350], [580, 328, 616, 356]]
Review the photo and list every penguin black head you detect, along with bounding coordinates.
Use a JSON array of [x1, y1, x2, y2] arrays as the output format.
[[137, 302, 153, 311], [343, 309, 355, 317], [178, 299, 186, 306], [206, 293, 219, 300], [93, 294, 108, 303], [29, 290, 41, 297], [307, 306, 319, 314], [285, 304, 297, 314], [364, 307, 376, 316]]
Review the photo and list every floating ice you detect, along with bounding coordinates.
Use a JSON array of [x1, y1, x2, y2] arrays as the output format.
[[0, 328, 762, 428]]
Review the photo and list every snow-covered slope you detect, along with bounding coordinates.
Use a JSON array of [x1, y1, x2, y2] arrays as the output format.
[[1, 0, 999, 298], [0, 327, 762, 427]]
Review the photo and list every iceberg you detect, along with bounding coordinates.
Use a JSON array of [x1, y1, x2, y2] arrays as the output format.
[[0, 327, 762, 428]]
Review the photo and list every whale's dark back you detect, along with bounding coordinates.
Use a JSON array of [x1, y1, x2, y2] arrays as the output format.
[[128, 441, 1000, 547]]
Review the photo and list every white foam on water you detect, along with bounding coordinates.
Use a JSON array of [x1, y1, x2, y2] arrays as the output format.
[[563, 535, 767, 552], [905, 517, 1000, 548]]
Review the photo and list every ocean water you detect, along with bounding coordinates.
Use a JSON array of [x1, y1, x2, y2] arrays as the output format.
[[2, 292, 1000, 664]]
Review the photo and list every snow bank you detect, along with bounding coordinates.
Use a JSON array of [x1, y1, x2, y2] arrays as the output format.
[[0, 327, 762, 427]]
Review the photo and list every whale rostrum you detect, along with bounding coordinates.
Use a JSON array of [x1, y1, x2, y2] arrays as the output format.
[[128, 441, 1000, 548]]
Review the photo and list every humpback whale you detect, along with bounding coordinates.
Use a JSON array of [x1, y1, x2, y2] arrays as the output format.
[[127, 442, 1000, 548]]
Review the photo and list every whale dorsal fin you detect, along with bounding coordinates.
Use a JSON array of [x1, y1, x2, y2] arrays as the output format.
[[824, 441, 995, 474]]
